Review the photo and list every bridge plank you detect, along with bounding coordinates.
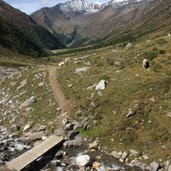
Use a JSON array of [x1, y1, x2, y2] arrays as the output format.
[[7, 135, 63, 171]]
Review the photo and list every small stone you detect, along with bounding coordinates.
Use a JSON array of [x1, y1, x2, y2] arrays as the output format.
[[129, 149, 140, 157], [23, 124, 31, 132], [168, 164, 171, 171], [92, 162, 101, 170], [20, 96, 36, 108], [38, 82, 44, 87], [126, 110, 135, 118], [55, 151, 64, 159], [166, 112, 171, 118], [121, 151, 129, 160], [25, 107, 32, 112], [67, 130, 79, 140], [111, 151, 120, 159], [89, 140, 99, 150], [15, 143, 30, 152], [95, 80, 107, 90], [26, 131, 45, 141], [142, 154, 149, 160], [150, 161, 160, 171], [57, 107, 61, 112], [64, 123, 74, 131], [76, 155, 90, 168], [125, 43, 133, 48], [38, 125, 46, 131], [75, 67, 90, 74]]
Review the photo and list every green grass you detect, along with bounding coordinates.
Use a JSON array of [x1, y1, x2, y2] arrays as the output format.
[[56, 34, 171, 163]]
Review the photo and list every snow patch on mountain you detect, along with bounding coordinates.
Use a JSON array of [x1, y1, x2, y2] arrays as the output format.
[[59, 0, 100, 13]]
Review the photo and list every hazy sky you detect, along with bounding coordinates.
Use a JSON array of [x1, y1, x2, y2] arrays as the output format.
[[3, 0, 122, 15]]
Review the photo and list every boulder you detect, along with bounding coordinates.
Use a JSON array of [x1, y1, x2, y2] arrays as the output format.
[[150, 161, 160, 171], [111, 151, 120, 159], [38, 125, 46, 131], [58, 61, 65, 67], [95, 80, 107, 90], [126, 110, 135, 118], [76, 155, 90, 168], [89, 140, 99, 150], [17, 79, 27, 90], [121, 151, 129, 160], [168, 164, 171, 171], [25, 131, 45, 141], [75, 67, 90, 74], [92, 162, 101, 170], [55, 151, 64, 159], [129, 149, 140, 157], [143, 59, 150, 69], [166, 112, 171, 118], [20, 96, 36, 108], [38, 82, 44, 87], [67, 130, 79, 140], [15, 143, 30, 152], [64, 123, 74, 131], [23, 124, 31, 132], [126, 43, 133, 49]]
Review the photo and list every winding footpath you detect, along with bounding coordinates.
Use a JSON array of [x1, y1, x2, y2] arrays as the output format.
[[47, 65, 72, 117]]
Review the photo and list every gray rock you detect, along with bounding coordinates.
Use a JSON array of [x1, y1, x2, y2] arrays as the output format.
[[26, 131, 45, 141], [0, 98, 8, 105], [168, 164, 171, 171], [150, 161, 160, 171], [166, 112, 171, 118], [55, 151, 64, 159], [76, 155, 90, 168], [129, 149, 140, 157], [95, 80, 107, 90], [38, 125, 46, 131], [55, 128, 64, 136], [20, 96, 36, 108], [126, 43, 133, 48], [126, 110, 135, 118], [25, 107, 32, 112], [89, 140, 99, 150], [67, 131, 79, 140], [15, 143, 30, 152], [75, 110, 83, 118], [56, 166, 63, 171], [111, 151, 120, 159], [38, 82, 44, 87], [121, 151, 129, 160], [75, 67, 90, 74], [17, 79, 27, 90], [114, 61, 121, 67], [64, 136, 84, 147], [64, 123, 74, 132], [23, 124, 31, 132]]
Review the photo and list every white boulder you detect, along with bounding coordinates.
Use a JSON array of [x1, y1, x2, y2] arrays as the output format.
[[75, 67, 90, 74], [95, 80, 107, 90], [76, 155, 90, 168]]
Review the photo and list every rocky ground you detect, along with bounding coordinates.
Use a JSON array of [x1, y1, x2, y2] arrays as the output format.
[[0, 65, 170, 171]]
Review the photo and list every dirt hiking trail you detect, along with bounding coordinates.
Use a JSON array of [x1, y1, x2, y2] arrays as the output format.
[[47, 65, 72, 117]]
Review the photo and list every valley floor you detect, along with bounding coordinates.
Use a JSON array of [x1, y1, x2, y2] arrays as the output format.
[[0, 32, 171, 170]]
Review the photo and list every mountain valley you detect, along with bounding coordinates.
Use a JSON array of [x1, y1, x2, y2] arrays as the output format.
[[0, 0, 171, 170]]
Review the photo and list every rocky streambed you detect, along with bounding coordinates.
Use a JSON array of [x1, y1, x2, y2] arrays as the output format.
[[0, 119, 154, 171]]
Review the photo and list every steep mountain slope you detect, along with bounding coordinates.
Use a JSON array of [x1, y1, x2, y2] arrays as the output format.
[[32, 0, 171, 47], [0, 0, 64, 57], [31, 0, 101, 45]]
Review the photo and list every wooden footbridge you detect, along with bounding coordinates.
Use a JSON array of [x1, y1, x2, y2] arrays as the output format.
[[7, 135, 64, 171]]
